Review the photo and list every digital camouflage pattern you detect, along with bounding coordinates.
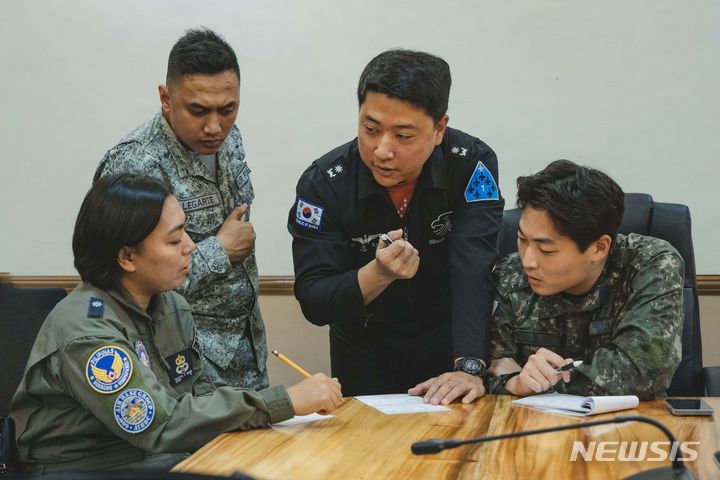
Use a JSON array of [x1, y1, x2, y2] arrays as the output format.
[[94, 112, 268, 389], [486, 233, 684, 400], [10, 283, 293, 474]]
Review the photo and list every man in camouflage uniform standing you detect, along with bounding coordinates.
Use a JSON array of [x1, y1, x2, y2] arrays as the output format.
[[95, 28, 267, 389], [486, 160, 683, 400]]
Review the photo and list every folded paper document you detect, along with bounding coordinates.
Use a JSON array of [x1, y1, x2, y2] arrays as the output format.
[[512, 393, 639, 416]]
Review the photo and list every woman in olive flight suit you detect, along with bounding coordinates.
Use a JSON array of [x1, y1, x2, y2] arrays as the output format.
[[10, 173, 342, 474]]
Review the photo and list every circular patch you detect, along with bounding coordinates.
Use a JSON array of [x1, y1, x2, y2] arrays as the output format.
[[134, 339, 151, 368], [85, 346, 133, 394], [114, 388, 155, 434]]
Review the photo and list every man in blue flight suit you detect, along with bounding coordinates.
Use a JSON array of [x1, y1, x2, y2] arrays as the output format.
[[287, 49, 504, 404]]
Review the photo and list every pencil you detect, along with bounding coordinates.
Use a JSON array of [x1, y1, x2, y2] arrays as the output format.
[[271, 350, 312, 378]]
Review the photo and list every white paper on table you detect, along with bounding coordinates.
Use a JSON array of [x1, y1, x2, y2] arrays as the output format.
[[354, 393, 450, 415], [273, 413, 334, 426]]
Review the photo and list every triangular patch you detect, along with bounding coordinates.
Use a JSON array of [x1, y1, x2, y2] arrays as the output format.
[[464, 161, 499, 202]]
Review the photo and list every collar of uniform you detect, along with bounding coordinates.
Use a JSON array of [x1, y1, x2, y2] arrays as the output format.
[[157, 112, 233, 183], [106, 283, 167, 324], [357, 141, 448, 200]]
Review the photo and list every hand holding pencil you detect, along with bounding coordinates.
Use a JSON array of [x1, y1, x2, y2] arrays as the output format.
[[273, 349, 344, 415]]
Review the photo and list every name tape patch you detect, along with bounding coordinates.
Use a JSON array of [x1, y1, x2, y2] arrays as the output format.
[[180, 194, 221, 212]]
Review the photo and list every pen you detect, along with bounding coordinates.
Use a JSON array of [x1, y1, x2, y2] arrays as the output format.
[[379, 233, 393, 246], [271, 350, 311, 378], [556, 360, 583, 373]]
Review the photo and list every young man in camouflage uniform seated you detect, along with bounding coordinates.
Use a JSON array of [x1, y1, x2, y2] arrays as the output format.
[[486, 160, 683, 400]]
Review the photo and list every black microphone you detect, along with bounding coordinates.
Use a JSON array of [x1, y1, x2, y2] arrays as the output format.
[[412, 415, 697, 480]]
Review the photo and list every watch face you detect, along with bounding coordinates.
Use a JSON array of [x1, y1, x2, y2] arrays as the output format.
[[464, 358, 480, 371], [457, 357, 483, 375]]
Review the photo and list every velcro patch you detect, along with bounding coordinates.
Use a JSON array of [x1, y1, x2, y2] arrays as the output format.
[[295, 198, 324, 231], [513, 330, 559, 347], [464, 161, 499, 202], [236, 163, 251, 188], [114, 388, 155, 434], [86, 346, 133, 394]]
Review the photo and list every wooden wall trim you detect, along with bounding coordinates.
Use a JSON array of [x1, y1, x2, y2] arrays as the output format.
[[3, 274, 720, 296]]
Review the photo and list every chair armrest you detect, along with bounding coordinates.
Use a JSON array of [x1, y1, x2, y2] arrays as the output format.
[[703, 366, 720, 396]]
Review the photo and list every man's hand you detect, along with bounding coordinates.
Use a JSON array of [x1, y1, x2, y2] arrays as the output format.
[[374, 229, 420, 280], [216, 203, 256, 263], [357, 229, 420, 305], [504, 348, 574, 396], [408, 371, 485, 405], [286, 373, 343, 416]]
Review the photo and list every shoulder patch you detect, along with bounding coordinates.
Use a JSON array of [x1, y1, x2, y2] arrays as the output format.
[[114, 388, 155, 434], [324, 162, 347, 181], [86, 346, 133, 394], [464, 160, 499, 202], [87, 297, 105, 318], [295, 197, 324, 231]]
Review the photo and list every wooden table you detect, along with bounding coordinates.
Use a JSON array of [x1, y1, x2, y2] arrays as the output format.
[[175, 395, 720, 479]]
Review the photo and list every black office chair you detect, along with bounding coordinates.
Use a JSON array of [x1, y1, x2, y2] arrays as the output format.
[[496, 193, 718, 396], [0, 283, 67, 417]]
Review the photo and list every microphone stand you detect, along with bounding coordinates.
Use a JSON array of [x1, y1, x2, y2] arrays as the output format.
[[412, 415, 696, 480]]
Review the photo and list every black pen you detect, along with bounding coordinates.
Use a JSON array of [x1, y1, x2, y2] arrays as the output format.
[[556, 360, 583, 373]]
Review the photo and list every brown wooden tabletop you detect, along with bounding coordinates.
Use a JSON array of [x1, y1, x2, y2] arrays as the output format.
[[174, 395, 720, 479]]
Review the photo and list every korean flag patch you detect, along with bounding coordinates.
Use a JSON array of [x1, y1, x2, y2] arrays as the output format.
[[464, 161, 499, 202], [295, 198, 324, 231]]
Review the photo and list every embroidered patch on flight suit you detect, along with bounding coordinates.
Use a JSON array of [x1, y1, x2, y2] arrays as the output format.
[[114, 389, 155, 434], [87, 297, 105, 318], [86, 346, 133, 394], [464, 161, 499, 202], [295, 198, 324, 231], [165, 348, 194, 385], [179, 193, 221, 212], [134, 340, 151, 368]]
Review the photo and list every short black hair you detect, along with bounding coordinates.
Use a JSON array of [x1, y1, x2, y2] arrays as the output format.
[[166, 27, 240, 85], [73, 174, 172, 290], [357, 49, 451, 123], [516, 160, 625, 252]]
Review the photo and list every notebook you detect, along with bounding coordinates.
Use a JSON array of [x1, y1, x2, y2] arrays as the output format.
[[512, 393, 639, 417]]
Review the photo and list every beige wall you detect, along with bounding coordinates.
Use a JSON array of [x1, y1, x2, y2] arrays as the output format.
[[700, 296, 720, 367], [260, 296, 330, 388], [261, 295, 720, 388]]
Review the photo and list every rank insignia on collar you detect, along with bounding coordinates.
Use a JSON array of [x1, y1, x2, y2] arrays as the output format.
[[464, 160, 499, 202], [114, 388, 155, 434], [87, 297, 104, 318], [295, 197, 324, 231], [86, 346, 133, 394], [451, 146, 468, 157], [135, 340, 151, 368], [325, 162, 346, 181]]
